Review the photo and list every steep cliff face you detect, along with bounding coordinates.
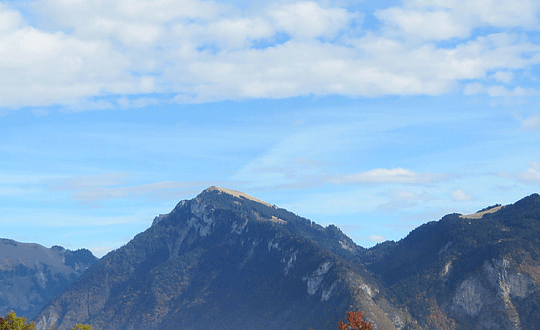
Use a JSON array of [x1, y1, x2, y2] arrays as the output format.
[[362, 194, 540, 330], [0, 240, 97, 319], [35, 187, 403, 330], [449, 257, 538, 329]]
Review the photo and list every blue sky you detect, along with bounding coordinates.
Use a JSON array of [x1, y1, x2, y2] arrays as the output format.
[[1, 0, 540, 257]]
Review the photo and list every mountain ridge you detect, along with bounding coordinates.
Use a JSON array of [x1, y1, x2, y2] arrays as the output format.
[[23, 189, 540, 329], [0, 239, 97, 320], [361, 193, 540, 329]]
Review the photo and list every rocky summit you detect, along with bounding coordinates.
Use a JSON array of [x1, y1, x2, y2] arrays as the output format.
[[33, 188, 540, 330]]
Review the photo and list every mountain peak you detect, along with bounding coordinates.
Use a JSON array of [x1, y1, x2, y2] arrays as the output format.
[[199, 186, 274, 208], [36, 186, 368, 330]]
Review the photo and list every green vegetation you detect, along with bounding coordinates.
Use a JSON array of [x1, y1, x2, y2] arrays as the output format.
[[0, 312, 92, 330], [71, 324, 93, 330], [0, 312, 34, 330]]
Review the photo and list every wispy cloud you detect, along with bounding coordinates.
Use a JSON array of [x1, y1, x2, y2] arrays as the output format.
[[516, 162, 540, 184], [499, 162, 540, 184], [377, 190, 434, 211], [464, 83, 537, 97], [232, 125, 447, 191], [0, 211, 147, 227], [332, 168, 444, 185], [55, 173, 214, 204], [451, 189, 473, 201], [369, 235, 386, 243], [520, 115, 540, 131]]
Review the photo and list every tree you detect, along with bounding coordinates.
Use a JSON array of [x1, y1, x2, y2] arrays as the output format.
[[337, 311, 373, 330], [0, 312, 35, 330]]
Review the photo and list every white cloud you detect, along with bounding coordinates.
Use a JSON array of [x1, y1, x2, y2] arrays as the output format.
[[451, 189, 473, 201], [499, 162, 540, 184], [116, 96, 160, 109], [0, 23, 134, 108], [464, 0, 540, 28], [377, 190, 434, 211], [0, 0, 538, 109], [464, 83, 537, 97], [269, 2, 355, 39], [516, 162, 540, 183], [0, 3, 22, 31], [491, 71, 513, 83], [206, 17, 274, 48], [369, 234, 386, 243], [36, 0, 222, 44], [376, 8, 470, 40], [56, 173, 212, 203], [521, 115, 540, 130], [333, 168, 443, 184], [167, 31, 540, 102], [376, 0, 540, 41]]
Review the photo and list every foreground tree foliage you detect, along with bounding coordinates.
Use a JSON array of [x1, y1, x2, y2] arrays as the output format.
[[337, 311, 373, 330], [0, 312, 35, 330], [0, 312, 92, 330]]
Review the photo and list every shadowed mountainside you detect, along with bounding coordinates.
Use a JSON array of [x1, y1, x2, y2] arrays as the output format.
[[0, 240, 97, 319]]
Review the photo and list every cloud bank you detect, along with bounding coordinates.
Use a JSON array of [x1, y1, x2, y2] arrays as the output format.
[[0, 0, 539, 110]]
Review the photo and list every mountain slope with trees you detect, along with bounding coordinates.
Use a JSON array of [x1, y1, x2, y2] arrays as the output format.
[[35, 187, 400, 330], [360, 193, 540, 329], [31, 189, 540, 330], [0, 240, 97, 319]]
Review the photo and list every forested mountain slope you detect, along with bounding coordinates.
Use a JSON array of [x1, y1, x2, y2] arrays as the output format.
[[35, 187, 400, 330], [0, 240, 97, 319], [33, 189, 540, 330], [361, 194, 540, 329]]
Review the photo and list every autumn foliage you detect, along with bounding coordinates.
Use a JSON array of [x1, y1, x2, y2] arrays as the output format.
[[0, 312, 92, 330], [0, 312, 35, 330], [337, 311, 373, 330]]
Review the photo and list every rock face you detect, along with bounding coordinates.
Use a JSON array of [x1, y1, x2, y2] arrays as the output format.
[[0, 239, 97, 319], [34, 189, 540, 330]]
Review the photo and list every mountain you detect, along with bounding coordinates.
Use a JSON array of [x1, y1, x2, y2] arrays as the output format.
[[35, 187, 402, 330], [34, 188, 540, 330], [0, 239, 97, 319], [360, 194, 540, 329]]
